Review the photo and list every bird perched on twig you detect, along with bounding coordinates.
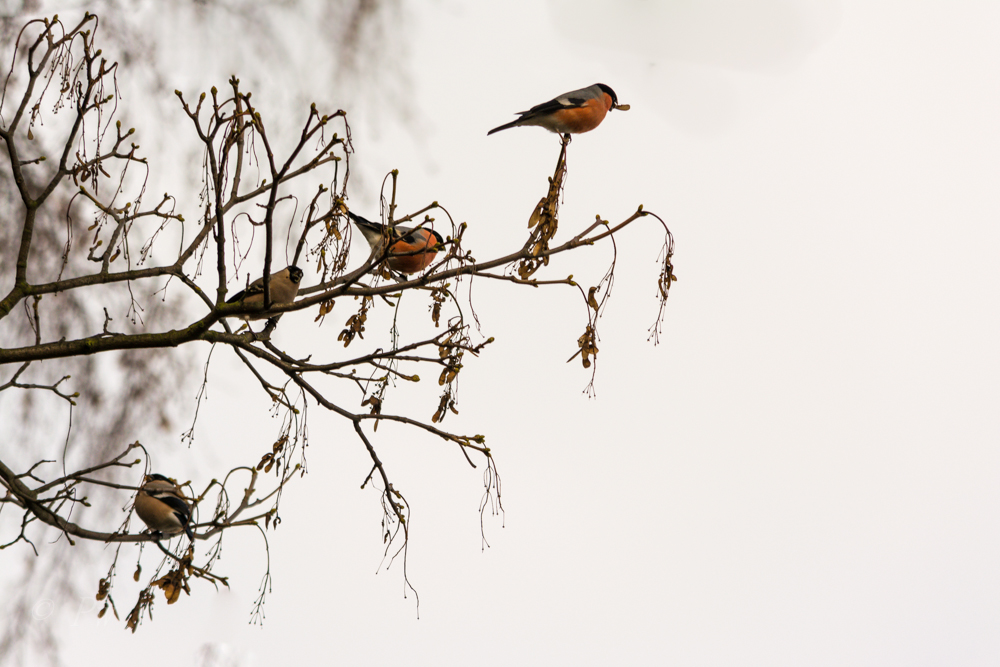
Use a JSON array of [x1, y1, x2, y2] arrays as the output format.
[[348, 211, 444, 275], [487, 83, 628, 136], [226, 265, 304, 321], [134, 474, 194, 541]]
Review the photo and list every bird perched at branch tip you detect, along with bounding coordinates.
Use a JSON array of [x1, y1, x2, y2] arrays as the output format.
[[226, 265, 304, 320], [134, 474, 194, 541], [487, 83, 628, 136], [348, 211, 444, 275]]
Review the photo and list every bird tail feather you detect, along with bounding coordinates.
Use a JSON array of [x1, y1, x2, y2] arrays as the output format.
[[487, 119, 524, 135]]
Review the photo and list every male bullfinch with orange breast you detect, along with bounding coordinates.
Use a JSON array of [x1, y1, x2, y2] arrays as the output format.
[[487, 83, 628, 136], [134, 474, 194, 541], [348, 211, 444, 276], [226, 265, 304, 321]]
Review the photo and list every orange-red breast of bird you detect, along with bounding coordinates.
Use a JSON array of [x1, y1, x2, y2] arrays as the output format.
[[385, 228, 442, 274]]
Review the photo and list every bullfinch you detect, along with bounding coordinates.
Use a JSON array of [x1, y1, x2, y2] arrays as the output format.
[[348, 211, 444, 275], [134, 474, 194, 540], [487, 83, 625, 136], [226, 265, 304, 320]]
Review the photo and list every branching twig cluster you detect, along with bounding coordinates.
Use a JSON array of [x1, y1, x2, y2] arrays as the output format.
[[0, 13, 675, 630]]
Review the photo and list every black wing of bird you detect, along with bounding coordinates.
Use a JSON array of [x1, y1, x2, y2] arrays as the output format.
[[520, 94, 587, 117], [226, 279, 266, 304], [154, 494, 192, 523]]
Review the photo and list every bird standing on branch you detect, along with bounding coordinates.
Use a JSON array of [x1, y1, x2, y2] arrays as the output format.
[[134, 474, 194, 541], [348, 211, 444, 275], [487, 83, 628, 136], [226, 265, 304, 321]]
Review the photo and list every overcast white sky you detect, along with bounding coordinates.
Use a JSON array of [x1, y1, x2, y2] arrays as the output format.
[[11, 1, 1000, 665]]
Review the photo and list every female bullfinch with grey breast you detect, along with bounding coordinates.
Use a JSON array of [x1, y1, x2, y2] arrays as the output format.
[[348, 211, 444, 275], [487, 83, 627, 136], [134, 474, 194, 540], [226, 265, 303, 320]]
